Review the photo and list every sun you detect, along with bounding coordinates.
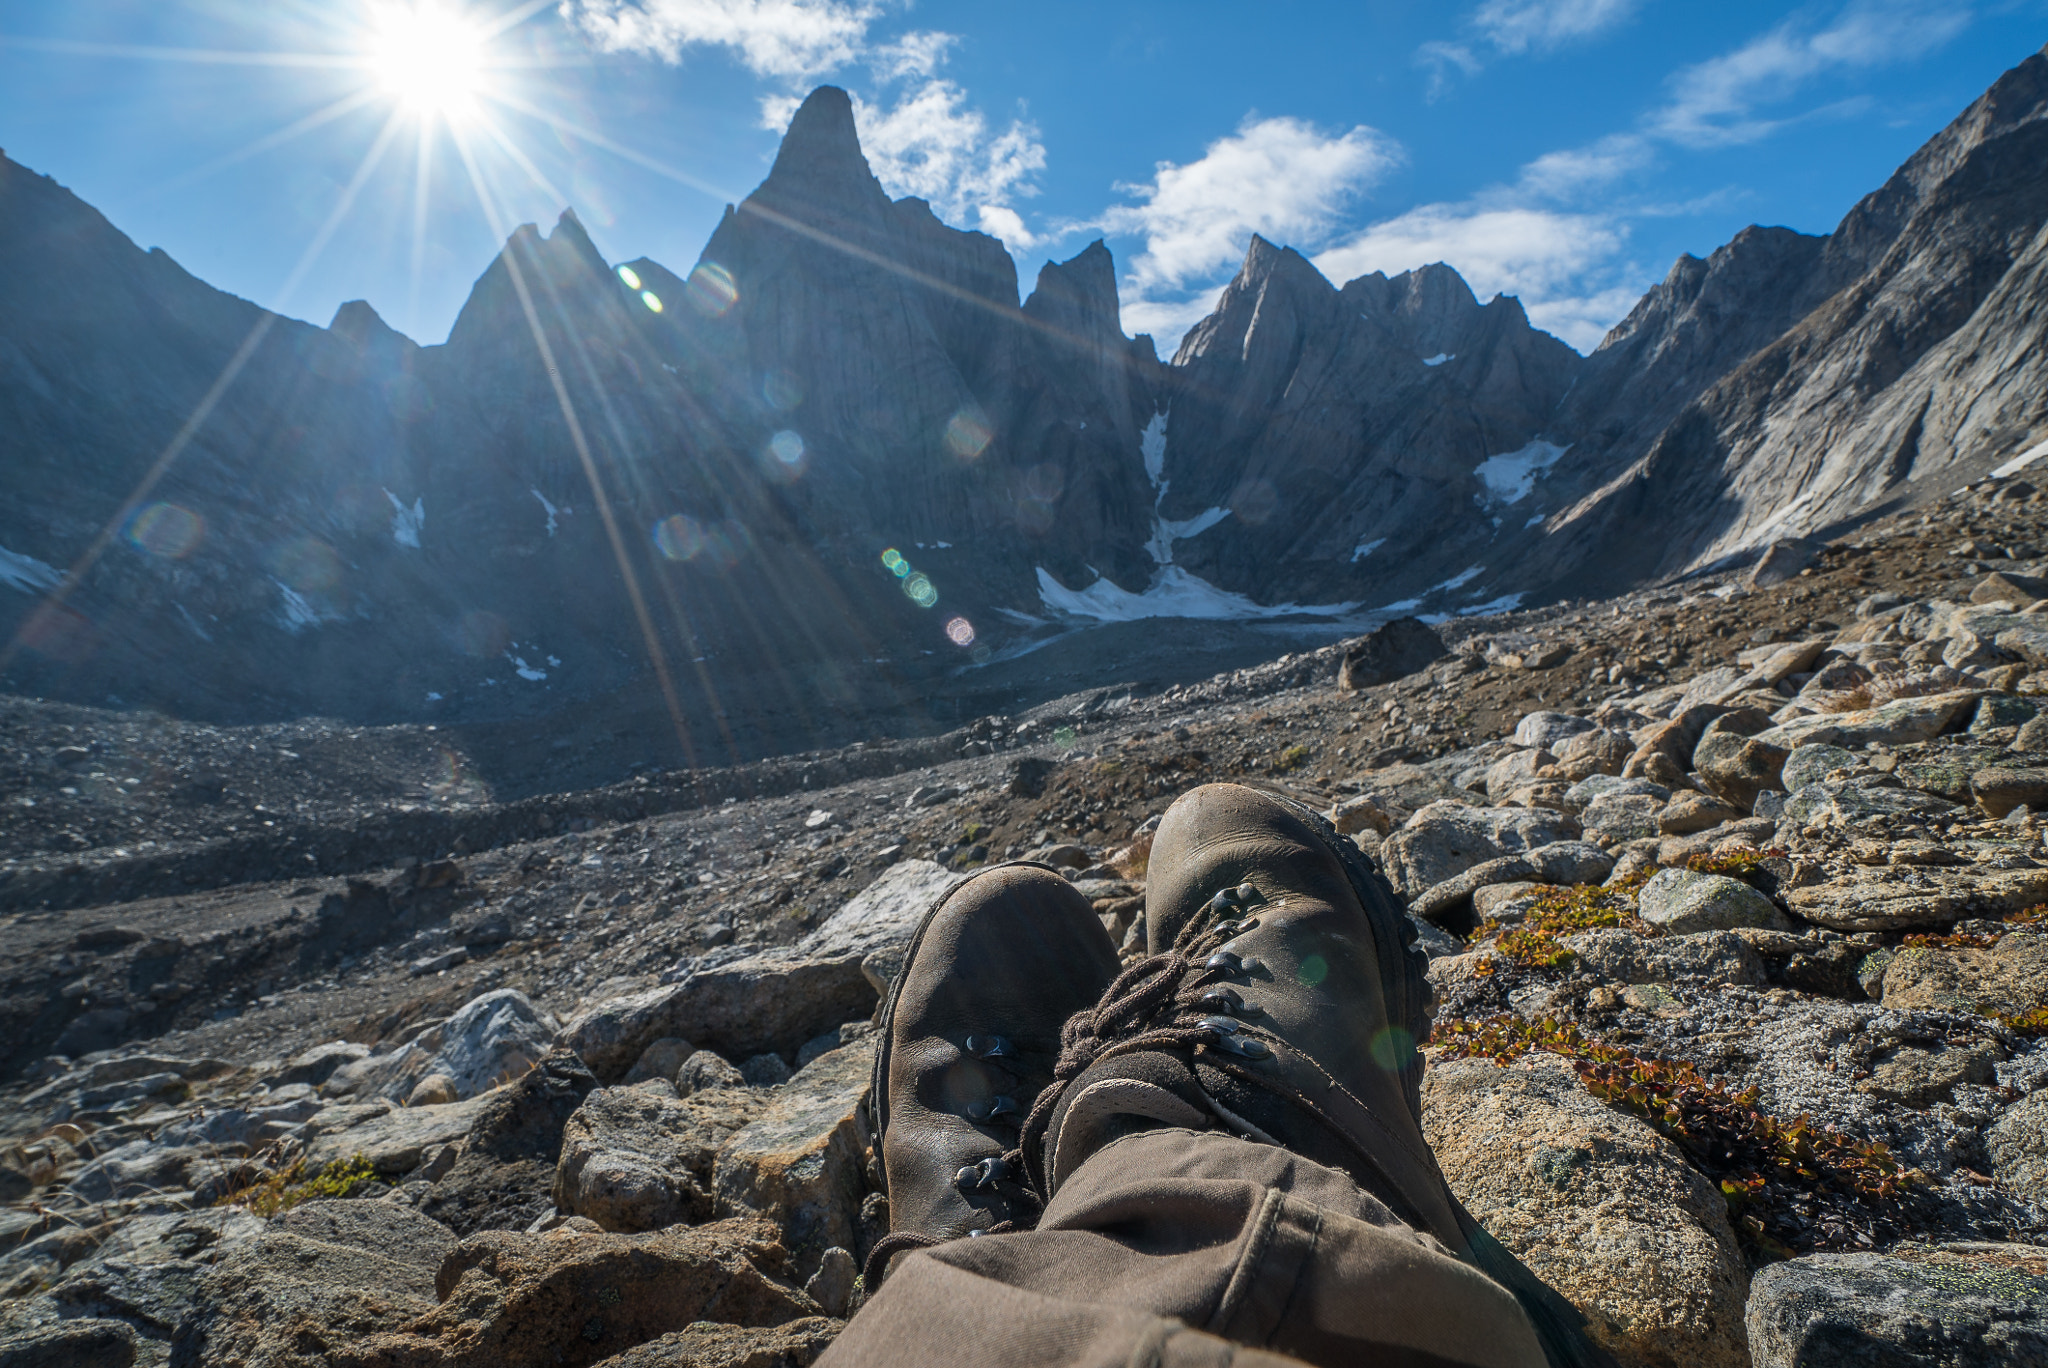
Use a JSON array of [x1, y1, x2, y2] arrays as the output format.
[[368, 3, 488, 119]]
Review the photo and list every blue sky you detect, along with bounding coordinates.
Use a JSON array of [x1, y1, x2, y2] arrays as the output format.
[[3, 1, 2043, 354]]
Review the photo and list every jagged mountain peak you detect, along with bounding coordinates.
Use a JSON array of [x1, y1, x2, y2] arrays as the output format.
[[1023, 240, 1120, 331], [753, 85, 888, 220], [327, 299, 415, 352]]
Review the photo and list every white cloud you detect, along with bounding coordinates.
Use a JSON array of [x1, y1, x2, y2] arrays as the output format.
[[1105, 116, 1400, 298], [1420, 0, 1638, 93], [1314, 204, 1638, 352], [564, 0, 880, 80], [1649, 0, 1973, 147], [571, 0, 1048, 249], [1515, 133, 1654, 200], [849, 81, 1045, 225], [1471, 0, 1640, 55]]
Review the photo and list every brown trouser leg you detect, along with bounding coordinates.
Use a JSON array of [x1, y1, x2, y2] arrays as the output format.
[[822, 1129, 1548, 1368]]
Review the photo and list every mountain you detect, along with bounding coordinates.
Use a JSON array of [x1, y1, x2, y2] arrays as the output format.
[[3, 49, 2047, 761]]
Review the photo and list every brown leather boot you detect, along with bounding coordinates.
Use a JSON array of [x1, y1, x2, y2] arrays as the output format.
[[864, 862, 1119, 1287], [1028, 783, 1611, 1368]]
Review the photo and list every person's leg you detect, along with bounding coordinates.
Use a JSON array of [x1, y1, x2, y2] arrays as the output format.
[[834, 787, 1606, 1368]]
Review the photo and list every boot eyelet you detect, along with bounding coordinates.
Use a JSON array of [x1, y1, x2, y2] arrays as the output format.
[[1219, 1035, 1271, 1060], [1205, 950, 1242, 972], [954, 1155, 1013, 1191], [967, 1095, 1019, 1122], [965, 1034, 1013, 1059], [1199, 1015, 1241, 1035]]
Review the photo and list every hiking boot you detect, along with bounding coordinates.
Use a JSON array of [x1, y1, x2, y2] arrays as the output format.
[[864, 862, 1120, 1285], [1028, 783, 1607, 1367]]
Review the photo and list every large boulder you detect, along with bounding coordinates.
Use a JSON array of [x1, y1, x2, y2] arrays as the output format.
[[1337, 617, 1447, 691], [327, 989, 558, 1103], [1693, 731, 1788, 811], [562, 952, 877, 1083], [1881, 932, 2048, 1017], [1553, 728, 1634, 782], [1786, 868, 2048, 931], [1989, 1093, 2048, 1204], [417, 1045, 600, 1236], [1746, 1246, 2048, 1367], [337, 1218, 823, 1368], [1422, 1058, 1751, 1368], [799, 859, 964, 994], [1756, 689, 1986, 750], [304, 1092, 495, 1178], [1974, 766, 2048, 819], [1563, 929, 1768, 989], [1635, 869, 1790, 935], [1513, 711, 1596, 751], [712, 1041, 875, 1281], [1378, 802, 1582, 899], [555, 1086, 723, 1233]]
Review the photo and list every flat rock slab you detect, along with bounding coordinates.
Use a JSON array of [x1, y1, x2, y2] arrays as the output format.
[[1746, 1244, 2048, 1367], [1564, 928, 1767, 988], [1882, 932, 2048, 1017], [1787, 869, 2048, 931], [305, 1091, 495, 1176], [800, 859, 964, 994], [1636, 868, 1790, 935], [1422, 1057, 1751, 1368], [1757, 690, 1986, 750]]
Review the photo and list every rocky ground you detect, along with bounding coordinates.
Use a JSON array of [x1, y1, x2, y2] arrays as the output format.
[[7, 474, 2048, 1366]]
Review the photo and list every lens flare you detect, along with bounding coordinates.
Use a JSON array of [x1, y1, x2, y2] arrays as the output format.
[[762, 369, 803, 411], [369, 2, 487, 119], [768, 430, 804, 465], [640, 290, 663, 313], [944, 410, 993, 460], [652, 514, 706, 561], [616, 264, 642, 290], [945, 616, 975, 647], [1368, 1026, 1416, 1071], [904, 573, 937, 608], [124, 502, 205, 559], [687, 262, 738, 316], [880, 548, 906, 575], [267, 537, 342, 592]]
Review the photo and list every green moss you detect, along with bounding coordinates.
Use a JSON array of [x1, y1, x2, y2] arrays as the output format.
[[222, 1153, 378, 1217]]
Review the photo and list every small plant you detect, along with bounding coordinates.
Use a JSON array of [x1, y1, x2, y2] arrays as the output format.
[[1274, 744, 1312, 772], [1685, 847, 1786, 881], [1995, 1005, 2048, 1037], [1436, 1015, 1919, 1259], [222, 1154, 378, 1217], [1472, 881, 1647, 974]]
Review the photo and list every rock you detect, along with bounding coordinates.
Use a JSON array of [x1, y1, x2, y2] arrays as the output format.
[[1989, 1093, 2048, 1203], [306, 1091, 496, 1178], [1693, 731, 1789, 811], [1976, 693, 2042, 733], [1781, 778, 1957, 831], [1024, 843, 1091, 869], [1328, 794, 1392, 835], [328, 989, 558, 1102], [1635, 869, 1790, 934], [593, 1318, 842, 1368], [407, 1073, 459, 1107], [803, 1246, 857, 1319], [169, 1219, 449, 1365], [1974, 766, 2048, 818], [1513, 711, 1597, 750], [279, 1199, 461, 1263], [555, 1086, 715, 1232], [1553, 728, 1634, 781], [1473, 882, 1545, 920], [1005, 756, 1056, 798], [622, 1037, 696, 1087], [1779, 743, 1862, 792], [906, 783, 960, 808], [712, 1041, 875, 1280], [0, 1319, 137, 1368], [416, 1045, 599, 1236], [741, 1053, 794, 1086], [1624, 704, 1727, 779], [1972, 570, 2048, 606], [801, 859, 965, 995], [1527, 841, 1616, 886], [65, 1139, 212, 1204], [1657, 790, 1743, 835], [343, 1218, 821, 1368], [2016, 715, 2048, 753], [1789, 869, 2048, 931], [1422, 1058, 1751, 1368], [562, 951, 876, 1084], [266, 1041, 369, 1088], [678, 1052, 748, 1096], [1485, 749, 1557, 801], [1378, 801, 1582, 898], [1337, 616, 1447, 690], [1756, 689, 1986, 750], [1563, 774, 1671, 810], [1563, 929, 1768, 989], [1746, 1245, 2048, 1368], [1580, 792, 1664, 847], [1856, 1041, 2001, 1107], [1881, 933, 2048, 1017], [1748, 538, 1816, 588], [1409, 854, 1537, 927]]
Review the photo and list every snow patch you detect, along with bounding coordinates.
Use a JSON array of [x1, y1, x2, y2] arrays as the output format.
[[1434, 565, 1484, 593], [1992, 436, 2048, 479], [1422, 353, 1454, 367], [1459, 593, 1526, 616], [1376, 597, 1423, 614], [1524, 513, 1545, 529], [532, 488, 561, 536], [1140, 410, 1168, 487], [426, 691, 444, 702], [1473, 439, 1569, 506], [508, 652, 547, 681], [1145, 506, 1230, 566], [1037, 566, 1354, 623], [0, 544, 61, 594], [1351, 537, 1387, 563], [386, 489, 425, 548], [275, 580, 323, 633]]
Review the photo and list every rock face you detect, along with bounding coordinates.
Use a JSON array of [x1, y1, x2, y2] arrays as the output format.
[[1746, 1245, 2048, 1368]]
